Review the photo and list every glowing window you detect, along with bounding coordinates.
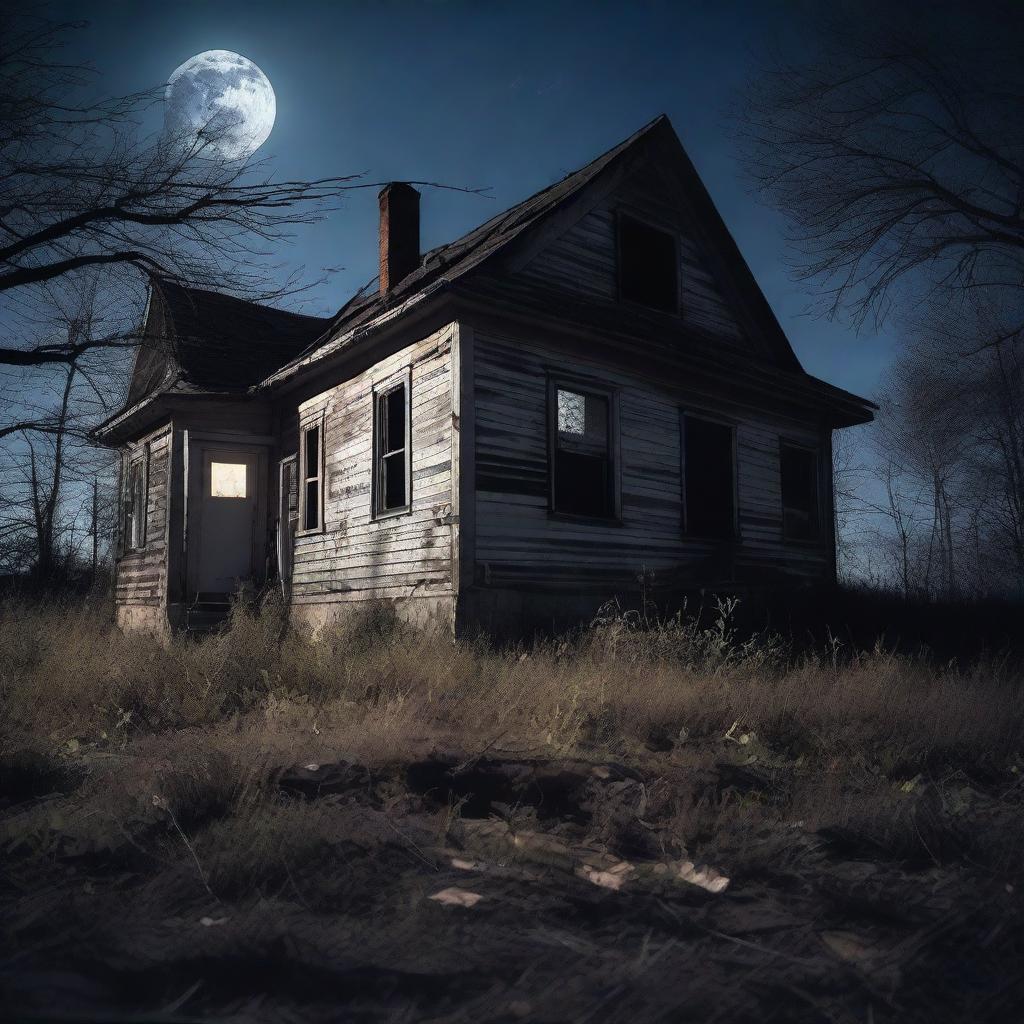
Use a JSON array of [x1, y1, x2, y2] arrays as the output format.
[[211, 462, 247, 498]]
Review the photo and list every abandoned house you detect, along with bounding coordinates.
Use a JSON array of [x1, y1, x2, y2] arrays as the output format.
[[94, 115, 875, 637]]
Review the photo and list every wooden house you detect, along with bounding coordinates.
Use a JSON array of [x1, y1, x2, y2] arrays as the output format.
[[95, 116, 875, 638]]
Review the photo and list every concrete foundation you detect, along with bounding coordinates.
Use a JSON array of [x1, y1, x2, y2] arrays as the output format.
[[115, 603, 170, 639], [289, 592, 456, 637]]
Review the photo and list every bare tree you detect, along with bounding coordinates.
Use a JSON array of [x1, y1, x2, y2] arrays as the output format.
[[738, 1, 1024, 337], [867, 318, 1024, 598], [0, 11, 487, 579], [0, 278, 124, 579], [0, 11, 375, 368]]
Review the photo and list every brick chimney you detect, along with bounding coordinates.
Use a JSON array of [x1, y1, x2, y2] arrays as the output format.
[[378, 182, 420, 293]]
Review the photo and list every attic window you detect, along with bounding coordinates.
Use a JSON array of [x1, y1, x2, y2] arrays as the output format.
[[551, 382, 616, 519], [682, 415, 735, 539], [618, 215, 678, 313], [780, 443, 821, 540]]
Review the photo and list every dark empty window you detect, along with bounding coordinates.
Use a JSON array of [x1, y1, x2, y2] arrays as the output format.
[[124, 454, 147, 551], [552, 386, 614, 518], [300, 421, 322, 532], [278, 457, 299, 582], [375, 382, 410, 515], [618, 215, 678, 313], [780, 444, 820, 540], [683, 415, 735, 538]]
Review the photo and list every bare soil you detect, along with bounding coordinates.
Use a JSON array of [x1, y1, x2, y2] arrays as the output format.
[[3, 733, 1022, 1023]]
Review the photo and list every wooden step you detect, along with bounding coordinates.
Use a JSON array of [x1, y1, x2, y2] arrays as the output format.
[[185, 594, 232, 636]]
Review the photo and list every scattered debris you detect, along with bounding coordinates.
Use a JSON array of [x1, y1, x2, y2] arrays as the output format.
[[675, 860, 730, 894], [820, 929, 875, 963], [429, 887, 483, 908], [578, 861, 635, 891], [279, 760, 374, 801]]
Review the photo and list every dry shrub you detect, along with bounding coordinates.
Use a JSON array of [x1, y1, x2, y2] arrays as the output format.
[[2, 592, 1022, 775]]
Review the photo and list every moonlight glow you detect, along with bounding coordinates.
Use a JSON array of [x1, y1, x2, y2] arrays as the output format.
[[164, 50, 276, 160]]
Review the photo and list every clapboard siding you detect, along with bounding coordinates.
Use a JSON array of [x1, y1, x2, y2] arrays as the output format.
[[115, 424, 171, 609], [472, 329, 831, 592], [289, 325, 455, 605], [517, 164, 750, 350]]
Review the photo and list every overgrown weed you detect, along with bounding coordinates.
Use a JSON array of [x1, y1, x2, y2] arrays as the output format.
[[2, 592, 1021, 773]]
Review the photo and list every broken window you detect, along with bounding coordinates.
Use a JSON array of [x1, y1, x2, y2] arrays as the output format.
[[780, 443, 820, 540], [618, 215, 678, 313], [683, 415, 735, 538], [299, 420, 322, 532], [123, 449, 148, 551], [552, 385, 614, 518], [374, 381, 410, 516]]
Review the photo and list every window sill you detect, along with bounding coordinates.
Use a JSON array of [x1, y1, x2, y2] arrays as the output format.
[[618, 295, 681, 319], [783, 535, 825, 547], [547, 510, 623, 527], [683, 532, 739, 543], [295, 526, 325, 539], [372, 506, 413, 523]]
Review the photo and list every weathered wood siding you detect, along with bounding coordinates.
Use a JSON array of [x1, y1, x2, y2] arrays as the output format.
[[288, 324, 456, 611], [115, 423, 171, 610], [516, 164, 750, 352], [471, 328, 831, 594]]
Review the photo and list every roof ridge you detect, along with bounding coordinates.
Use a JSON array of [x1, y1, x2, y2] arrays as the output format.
[[152, 275, 332, 324]]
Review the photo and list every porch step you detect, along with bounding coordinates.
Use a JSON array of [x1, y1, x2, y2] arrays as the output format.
[[185, 595, 232, 637]]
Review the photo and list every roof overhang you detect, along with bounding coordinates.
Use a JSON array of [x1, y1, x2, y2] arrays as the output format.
[[91, 390, 170, 446], [257, 280, 455, 394]]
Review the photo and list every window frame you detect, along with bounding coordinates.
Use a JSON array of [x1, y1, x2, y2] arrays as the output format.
[[371, 367, 413, 521], [779, 439, 823, 543], [546, 373, 621, 524], [296, 412, 325, 536], [615, 210, 681, 316], [123, 444, 149, 553], [679, 410, 739, 540]]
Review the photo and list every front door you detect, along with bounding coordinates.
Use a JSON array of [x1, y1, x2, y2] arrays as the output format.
[[196, 448, 260, 594]]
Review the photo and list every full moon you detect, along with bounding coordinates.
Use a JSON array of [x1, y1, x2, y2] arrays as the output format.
[[164, 50, 276, 160]]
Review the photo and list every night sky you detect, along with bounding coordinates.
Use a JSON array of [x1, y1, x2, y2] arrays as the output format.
[[54, 0, 896, 401]]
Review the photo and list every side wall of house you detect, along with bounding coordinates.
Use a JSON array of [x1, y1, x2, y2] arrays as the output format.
[[463, 326, 832, 637], [286, 323, 457, 632], [115, 422, 172, 635]]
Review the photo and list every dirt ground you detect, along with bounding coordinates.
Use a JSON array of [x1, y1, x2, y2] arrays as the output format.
[[3, 731, 1022, 1023]]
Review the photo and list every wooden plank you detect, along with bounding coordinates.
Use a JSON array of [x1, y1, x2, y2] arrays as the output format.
[[469, 328, 832, 588], [283, 323, 456, 605]]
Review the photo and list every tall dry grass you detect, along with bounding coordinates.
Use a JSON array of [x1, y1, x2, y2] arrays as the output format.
[[1, 591, 1021, 772]]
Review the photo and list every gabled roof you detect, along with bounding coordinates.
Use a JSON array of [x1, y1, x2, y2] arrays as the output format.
[[100, 114, 875, 438], [95, 279, 331, 441], [266, 113, 813, 387], [289, 115, 672, 364], [150, 278, 330, 393]]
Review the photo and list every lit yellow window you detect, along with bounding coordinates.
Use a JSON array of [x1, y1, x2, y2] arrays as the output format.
[[211, 462, 247, 498]]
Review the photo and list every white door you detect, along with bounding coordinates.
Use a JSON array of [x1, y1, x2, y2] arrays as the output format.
[[196, 449, 259, 594]]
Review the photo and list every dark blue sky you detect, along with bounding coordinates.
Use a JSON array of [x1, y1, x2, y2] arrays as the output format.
[[60, 0, 895, 399]]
